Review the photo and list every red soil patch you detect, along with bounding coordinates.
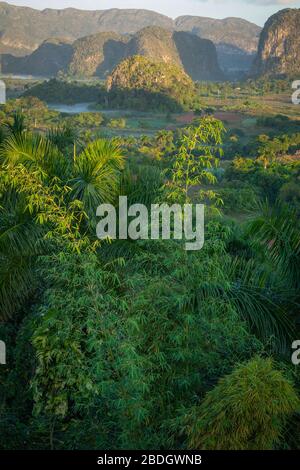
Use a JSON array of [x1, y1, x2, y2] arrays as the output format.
[[213, 112, 242, 123], [279, 151, 300, 162], [176, 112, 195, 124], [175, 111, 243, 126]]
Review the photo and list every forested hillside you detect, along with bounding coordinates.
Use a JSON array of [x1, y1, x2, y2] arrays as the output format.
[[105, 56, 198, 111]]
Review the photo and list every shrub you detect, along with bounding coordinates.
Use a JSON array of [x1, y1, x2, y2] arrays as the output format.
[[279, 181, 300, 210], [187, 357, 299, 450], [218, 185, 258, 212]]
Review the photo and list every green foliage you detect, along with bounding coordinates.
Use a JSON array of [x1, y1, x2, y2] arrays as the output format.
[[0, 129, 126, 320], [0, 135, 83, 243], [187, 357, 299, 450], [218, 185, 258, 212], [70, 139, 125, 219], [1, 99, 300, 451], [0, 192, 44, 320], [257, 134, 291, 169], [5, 112, 26, 137], [23, 79, 103, 105], [248, 203, 300, 290], [31, 252, 123, 422], [27, 236, 264, 449], [108, 118, 126, 129], [66, 112, 105, 129], [2, 96, 57, 129], [120, 164, 163, 207], [166, 117, 225, 204], [279, 181, 300, 212], [225, 155, 300, 203], [46, 124, 79, 154]]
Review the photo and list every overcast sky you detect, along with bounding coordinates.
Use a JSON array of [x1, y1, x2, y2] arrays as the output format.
[[4, 1, 300, 26]]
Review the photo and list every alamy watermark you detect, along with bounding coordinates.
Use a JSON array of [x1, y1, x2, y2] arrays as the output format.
[[0, 340, 6, 365], [96, 197, 204, 251], [292, 80, 300, 105], [0, 79, 6, 105], [292, 340, 300, 366]]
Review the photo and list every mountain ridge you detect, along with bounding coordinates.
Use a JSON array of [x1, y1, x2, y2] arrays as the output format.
[[1, 26, 224, 81], [0, 2, 260, 72]]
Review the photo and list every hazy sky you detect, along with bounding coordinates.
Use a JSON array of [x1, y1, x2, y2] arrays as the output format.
[[5, 1, 300, 26]]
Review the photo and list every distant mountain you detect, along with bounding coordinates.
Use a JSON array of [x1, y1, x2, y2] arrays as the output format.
[[125, 27, 181, 68], [175, 16, 260, 53], [173, 31, 223, 81], [175, 16, 261, 73], [1, 38, 73, 76], [68, 33, 127, 78], [0, 2, 173, 56], [0, 2, 260, 74], [124, 27, 223, 81], [252, 8, 300, 77], [2, 26, 223, 81]]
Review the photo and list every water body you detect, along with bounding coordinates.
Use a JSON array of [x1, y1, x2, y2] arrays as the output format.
[[0, 74, 46, 80], [48, 103, 97, 114], [47, 104, 159, 117]]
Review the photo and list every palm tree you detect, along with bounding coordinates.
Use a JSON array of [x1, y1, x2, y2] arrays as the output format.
[[179, 252, 294, 353], [69, 139, 125, 219], [0, 130, 68, 320], [46, 123, 80, 156], [0, 129, 125, 319], [120, 164, 163, 207], [0, 191, 45, 320], [248, 202, 300, 290], [5, 112, 26, 138], [0, 130, 67, 179]]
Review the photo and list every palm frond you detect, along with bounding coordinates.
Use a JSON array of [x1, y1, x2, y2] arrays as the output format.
[[182, 255, 294, 353], [46, 124, 80, 155], [5, 112, 26, 138], [248, 202, 300, 289], [0, 194, 45, 320], [0, 131, 67, 180], [69, 139, 125, 217], [120, 165, 163, 207]]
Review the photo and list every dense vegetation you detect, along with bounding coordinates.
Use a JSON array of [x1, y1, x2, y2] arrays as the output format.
[[0, 69, 300, 451], [22, 79, 103, 105], [20, 75, 199, 112]]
